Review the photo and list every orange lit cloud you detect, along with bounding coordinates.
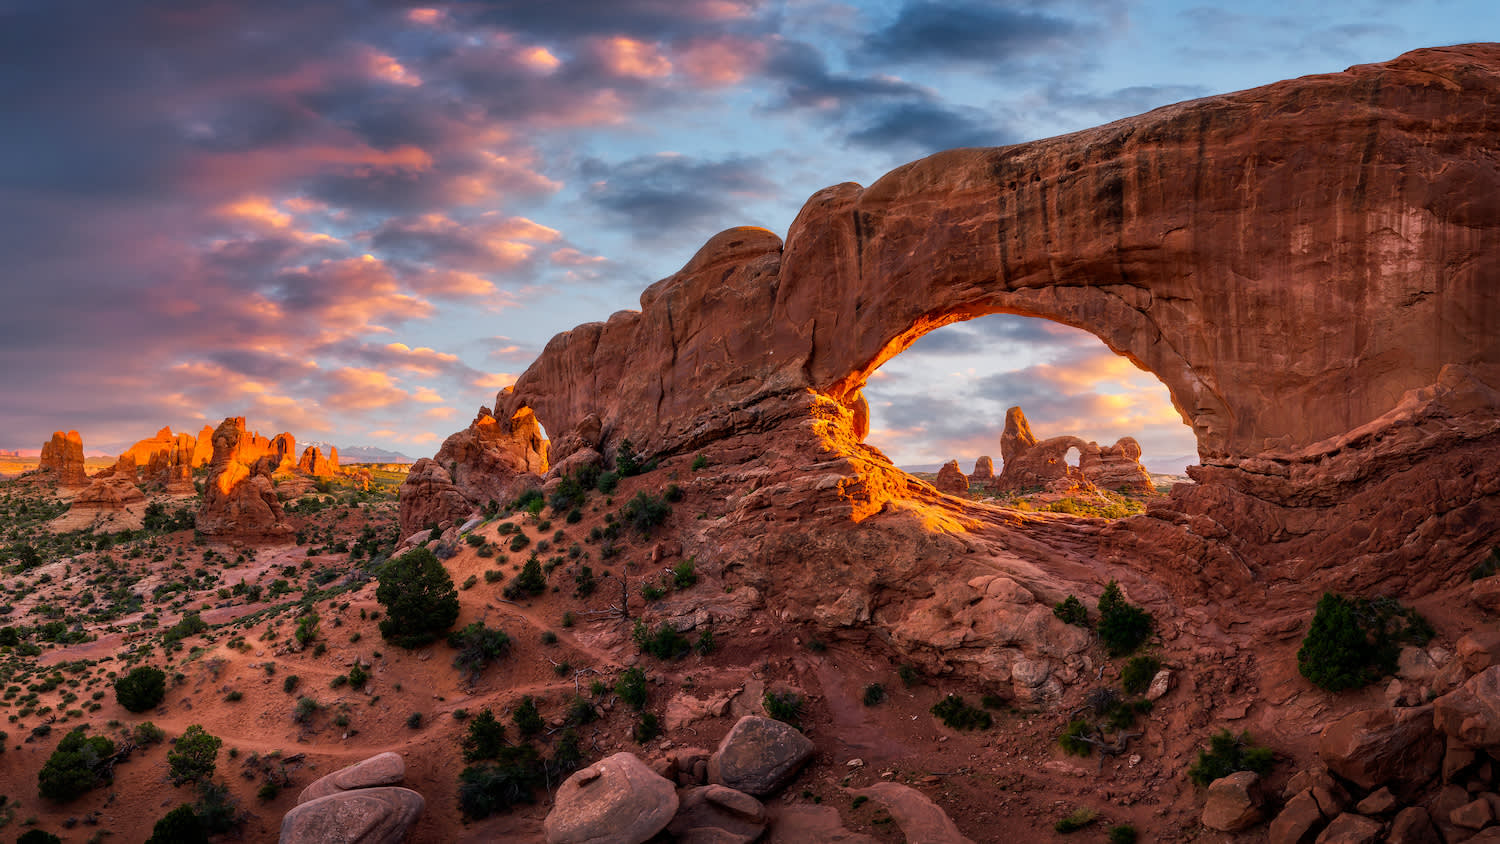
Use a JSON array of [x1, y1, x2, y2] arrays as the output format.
[[677, 38, 768, 85], [407, 8, 443, 25], [365, 49, 422, 87], [518, 46, 562, 73], [324, 366, 411, 411], [595, 37, 673, 78], [474, 372, 518, 390]]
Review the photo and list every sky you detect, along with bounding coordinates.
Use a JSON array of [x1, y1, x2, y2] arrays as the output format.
[[1, 1, 1494, 470]]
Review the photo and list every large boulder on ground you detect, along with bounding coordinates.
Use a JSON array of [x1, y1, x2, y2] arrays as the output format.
[[297, 753, 406, 805], [1269, 789, 1328, 844], [850, 782, 973, 843], [278, 786, 423, 844], [544, 752, 678, 844], [665, 785, 767, 843], [1317, 705, 1443, 791], [1388, 806, 1440, 844], [708, 716, 815, 797], [1202, 771, 1265, 832], [1314, 813, 1384, 844], [1434, 665, 1500, 750]]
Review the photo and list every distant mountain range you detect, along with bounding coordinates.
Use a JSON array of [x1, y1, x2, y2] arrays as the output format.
[[302, 442, 417, 464]]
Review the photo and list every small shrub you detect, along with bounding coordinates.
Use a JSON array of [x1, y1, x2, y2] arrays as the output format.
[[632, 620, 690, 660], [762, 691, 803, 728], [1059, 719, 1094, 757], [282, 675, 300, 694], [897, 663, 919, 687], [1120, 655, 1160, 695], [1108, 825, 1138, 843], [633, 712, 661, 744], [512, 696, 543, 737], [225, 690, 243, 702], [615, 667, 649, 710], [1471, 547, 1500, 581], [565, 696, 596, 726], [1097, 581, 1153, 656], [257, 783, 280, 802], [458, 744, 543, 819], [448, 622, 511, 683], [406, 712, 423, 729], [640, 583, 666, 602], [508, 533, 531, 553], [1054, 807, 1098, 833], [693, 629, 716, 655], [672, 558, 697, 589], [621, 492, 670, 536], [167, 724, 221, 786], [347, 664, 369, 690], [663, 483, 684, 503], [862, 683, 886, 706], [614, 439, 641, 476], [1297, 592, 1431, 691], [511, 555, 546, 597], [1053, 595, 1088, 627], [134, 721, 167, 745], [930, 694, 991, 730], [115, 665, 167, 712], [691, 454, 708, 471], [1187, 729, 1274, 786], [292, 696, 320, 724], [462, 709, 508, 762], [146, 804, 208, 844]]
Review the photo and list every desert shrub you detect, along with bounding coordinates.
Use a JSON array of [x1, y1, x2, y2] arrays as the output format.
[[167, 724, 221, 786], [508, 533, 531, 553], [548, 475, 588, 513], [614, 667, 649, 711], [691, 454, 708, 471], [458, 744, 544, 819], [1298, 592, 1432, 691], [282, 675, 300, 694], [17, 831, 63, 844], [862, 683, 886, 706], [134, 721, 167, 745], [663, 483, 684, 503], [930, 694, 992, 730], [1187, 729, 1274, 786], [573, 564, 596, 597], [1058, 719, 1094, 757], [1120, 655, 1161, 695], [633, 712, 661, 744], [511, 555, 546, 597], [640, 582, 666, 601], [565, 696, 597, 726], [161, 611, 208, 648], [1097, 581, 1153, 656], [762, 691, 803, 728], [621, 492, 671, 536], [1108, 825, 1139, 844], [347, 664, 369, 689], [672, 557, 698, 589], [1053, 595, 1088, 627], [293, 610, 319, 647], [1054, 807, 1098, 833], [448, 622, 511, 682], [375, 547, 459, 648], [1472, 547, 1500, 580], [407, 712, 423, 729], [292, 696, 321, 724], [512, 696, 543, 737], [694, 629, 716, 655], [614, 439, 641, 476], [115, 665, 167, 712], [462, 709, 508, 762], [596, 470, 619, 494], [632, 620, 690, 660], [38, 727, 116, 801]]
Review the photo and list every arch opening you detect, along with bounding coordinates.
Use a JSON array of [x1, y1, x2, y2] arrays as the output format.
[[859, 313, 1197, 509]]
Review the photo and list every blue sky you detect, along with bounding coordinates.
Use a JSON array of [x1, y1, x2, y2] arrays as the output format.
[[1, 0, 1493, 471]]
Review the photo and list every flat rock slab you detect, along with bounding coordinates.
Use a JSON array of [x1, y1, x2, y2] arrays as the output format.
[[709, 715, 815, 797], [279, 786, 423, 844], [850, 782, 973, 844], [297, 752, 406, 805], [544, 752, 678, 844], [666, 785, 767, 843], [765, 804, 878, 844]]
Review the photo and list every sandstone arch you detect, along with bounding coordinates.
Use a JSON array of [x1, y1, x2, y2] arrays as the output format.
[[413, 45, 1500, 596]]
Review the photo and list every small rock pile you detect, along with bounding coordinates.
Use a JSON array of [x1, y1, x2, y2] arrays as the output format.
[[279, 752, 423, 844]]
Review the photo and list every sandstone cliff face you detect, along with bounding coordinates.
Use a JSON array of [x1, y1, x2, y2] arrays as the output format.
[[37, 430, 88, 487], [196, 417, 292, 539], [407, 46, 1500, 677], [298, 446, 337, 477], [396, 407, 548, 537]]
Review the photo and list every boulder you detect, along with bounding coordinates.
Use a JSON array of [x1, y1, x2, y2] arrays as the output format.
[[934, 460, 969, 494], [850, 782, 973, 843], [665, 785, 767, 843], [1388, 806, 1440, 844], [1317, 705, 1442, 790], [1313, 813, 1384, 844], [1268, 789, 1328, 844], [544, 752, 678, 844], [1450, 796, 1495, 830], [708, 716, 815, 797], [1457, 631, 1500, 673], [1354, 787, 1398, 815], [296, 752, 406, 805], [1434, 665, 1500, 750], [1202, 771, 1265, 832], [398, 406, 547, 536], [278, 786, 423, 844]]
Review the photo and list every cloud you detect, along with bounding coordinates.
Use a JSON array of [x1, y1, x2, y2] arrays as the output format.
[[846, 100, 1011, 153], [580, 153, 777, 238], [861, 1, 1086, 64], [366, 212, 560, 273], [322, 367, 411, 411]]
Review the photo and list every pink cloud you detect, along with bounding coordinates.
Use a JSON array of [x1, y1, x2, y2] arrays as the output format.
[[677, 37, 769, 85]]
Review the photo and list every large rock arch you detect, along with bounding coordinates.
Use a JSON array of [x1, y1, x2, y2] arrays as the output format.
[[410, 45, 1500, 605]]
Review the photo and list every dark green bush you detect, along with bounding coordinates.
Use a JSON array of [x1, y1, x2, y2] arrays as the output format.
[[614, 667, 648, 711], [1471, 547, 1500, 580], [621, 492, 671, 536], [18, 831, 65, 844], [167, 724, 221, 786], [633, 712, 661, 744], [462, 709, 508, 762], [1053, 595, 1088, 627], [1108, 825, 1139, 844], [762, 691, 804, 728], [614, 439, 641, 476], [458, 744, 544, 819], [448, 622, 511, 683], [115, 665, 167, 712], [511, 555, 546, 597], [375, 547, 460, 649], [930, 694, 991, 730], [672, 558, 697, 589], [1097, 581, 1153, 656], [1187, 729, 1274, 786], [512, 696, 543, 737], [38, 727, 116, 801], [1054, 807, 1098, 833], [1297, 592, 1431, 691], [862, 683, 886, 706], [632, 620, 690, 660], [691, 454, 708, 471], [1058, 719, 1094, 757], [1120, 655, 1160, 695]]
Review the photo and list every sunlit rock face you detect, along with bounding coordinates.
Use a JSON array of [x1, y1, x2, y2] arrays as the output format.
[[396, 406, 548, 538], [407, 46, 1500, 679], [37, 430, 88, 487], [992, 407, 1153, 495], [196, 416, 292, 539]]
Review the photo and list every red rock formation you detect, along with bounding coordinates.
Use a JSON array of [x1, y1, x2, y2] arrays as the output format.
[[971, 456, 995, 486], [397, 406, 548, 536], [118, 426, 202, 491], [934, 460, 969, 494], [993, 407, 1152, 495], [37, 430, 88, 487], [53, 477, 148, 532], [196, 417, 292, 539], [328, 446, 340, 474], [191, 425, 214, 467], [269, 432, 297, 472], [407, 47, 1500, 682], [297, 446, 336, 478]]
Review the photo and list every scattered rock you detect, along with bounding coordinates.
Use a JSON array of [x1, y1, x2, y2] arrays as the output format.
[[1268, 789, 1328, 844], [544, 753, 678, 844], [1202, 771, 1265, 832], [1434, 665, 1500, 750], [1354, 787, 1398, 815], [1145, 669, 1173, 701], [1388, 806, 1440, 844], [708, 716, 815, 797], [1313, 812, 1383, 844], [278, 786, 423, 844], [1317, 705, 1442, 790]]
